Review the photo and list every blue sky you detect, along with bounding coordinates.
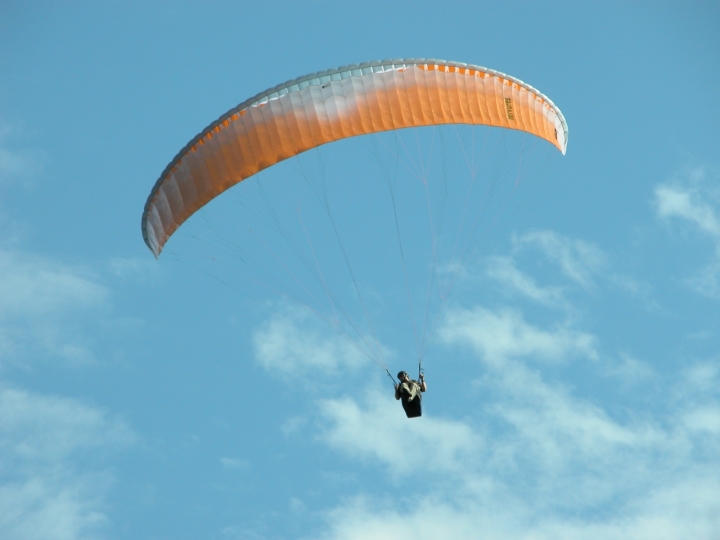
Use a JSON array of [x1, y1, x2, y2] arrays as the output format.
[[2, 1, 720, 539]]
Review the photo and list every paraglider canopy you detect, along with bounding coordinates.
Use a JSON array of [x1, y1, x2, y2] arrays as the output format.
[[142, 58, 568, 258]]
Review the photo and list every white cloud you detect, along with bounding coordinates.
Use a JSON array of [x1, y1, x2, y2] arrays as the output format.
[[683, 405, 720, 434], [489, 364, 665, 483], [253, 307, 368, 378], [485, 255, 566, 307], [436, 307, 672, 496], [308, 477, 720, 540], [440, 306, 598, 366], [0, 385, 136, 540], [515, 230, 606, 288], [655, 185, 720, 237], [318, 389, 480, 476], [311, 497, 489, 540]]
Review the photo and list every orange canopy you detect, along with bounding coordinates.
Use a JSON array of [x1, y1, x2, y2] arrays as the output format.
[[142, 59, 568, 256]]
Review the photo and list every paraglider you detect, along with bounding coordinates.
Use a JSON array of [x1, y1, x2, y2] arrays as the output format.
[[141, 59, 568, 417], [395, 371, 426, 418]]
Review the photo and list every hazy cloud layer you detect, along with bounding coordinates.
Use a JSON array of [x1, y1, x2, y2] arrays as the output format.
[[308, 306, 720, 539], [0, 385, 136, 540], [0, 242, 138, 538], [250, 221, 720, 539], [309, 474, 720, 540]]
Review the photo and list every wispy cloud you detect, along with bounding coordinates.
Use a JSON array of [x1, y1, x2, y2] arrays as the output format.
[[0, 251, 106, 320], [485, 255, 566, 307], [441, 305, 598, 366], [0, 122, 44, 185], [0, 148, 42, 182], [482, 230, 653, 308], [655, 184, 720, 238], [655, 166, 720, 298], [604, 352, 655, 382], [220, 457, 250, 472], [515, 230, 606, 289], [0, 249, 109, 368], [253, 306, 368, 379], [685, 250, 720, 298], [107, 257, 159, 282]]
